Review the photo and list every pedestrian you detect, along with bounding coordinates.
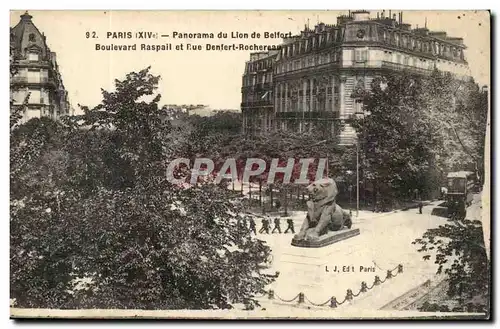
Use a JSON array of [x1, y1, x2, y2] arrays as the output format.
[[418, 201, 423, 214], [263, 218, 270, 234], [258, 218, 266, 233], [249, 217, 257, 235], [259, 218, 270, 234], [284, 218, 295, 234], [272, 217, 281, 234]]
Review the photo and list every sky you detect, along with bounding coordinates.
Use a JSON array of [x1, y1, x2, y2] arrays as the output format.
[[10, 10, 490, 112]]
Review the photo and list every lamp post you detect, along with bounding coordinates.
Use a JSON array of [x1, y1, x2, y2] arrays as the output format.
[[356, 140, 360, 217], [354, 111, 365, 218]]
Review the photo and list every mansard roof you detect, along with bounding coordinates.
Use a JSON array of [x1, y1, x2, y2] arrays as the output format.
[[10, 11, 50, 57]]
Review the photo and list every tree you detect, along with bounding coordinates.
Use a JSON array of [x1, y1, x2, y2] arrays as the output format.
[[349, 70, 492, 313], [413, 218, 490, 313], [11, 67, 274, 309], [419, 71, 484, 177], [351, 70, 488, 208], [350, 73, 440, 208]]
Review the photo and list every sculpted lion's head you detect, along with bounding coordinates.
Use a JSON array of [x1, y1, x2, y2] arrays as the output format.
[[307, 178, 338, 203]]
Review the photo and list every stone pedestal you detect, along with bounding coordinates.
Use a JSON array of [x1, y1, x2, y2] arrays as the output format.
[[291, 228, 360, 248]]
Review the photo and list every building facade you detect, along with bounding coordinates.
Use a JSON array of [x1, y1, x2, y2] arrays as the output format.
[[10, 12, 72, 123], [241, 10, 470, 144], [241, 51, 278, 135]]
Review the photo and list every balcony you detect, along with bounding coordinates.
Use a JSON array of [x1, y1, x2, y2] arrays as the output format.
[[275, 111, 340, 120], [10, 76, 57, 87], [13, 59, 51, 69], [274, 62, 341, 80], [380, 61, 433, 75], [260, 82, 272, 90], [344, 60, 433, 74], [241, 101, 273, 109]]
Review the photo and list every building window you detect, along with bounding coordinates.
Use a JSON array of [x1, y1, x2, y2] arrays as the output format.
[[11, 90, 26, 104], [27, 69, 40, 83], [29, 33, 36, 42], [28, 52, 39, 61], [28, 89, 41, 103], [354, 49, 368, 62], [40, 91, 46, 104]]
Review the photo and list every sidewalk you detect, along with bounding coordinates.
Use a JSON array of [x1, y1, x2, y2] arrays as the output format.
[[252, 200, 435, 221], [355, 200, 434, 221]]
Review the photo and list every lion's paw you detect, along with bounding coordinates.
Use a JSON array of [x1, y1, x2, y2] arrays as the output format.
[[294, 232, 306, 240], [305, 231, 320, 241]]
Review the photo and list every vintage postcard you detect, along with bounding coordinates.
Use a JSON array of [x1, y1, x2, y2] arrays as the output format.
[[9, 9, 491, 320]]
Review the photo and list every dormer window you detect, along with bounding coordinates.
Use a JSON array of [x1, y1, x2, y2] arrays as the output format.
[[29, 33, 36, 42], [28, 52, 39, 61]]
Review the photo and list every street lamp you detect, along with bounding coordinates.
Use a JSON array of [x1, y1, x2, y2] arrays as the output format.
[[353, 111, 365, 217]]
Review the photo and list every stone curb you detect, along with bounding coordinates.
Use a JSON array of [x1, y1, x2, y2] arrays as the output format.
[[356, 201, 434, 221]]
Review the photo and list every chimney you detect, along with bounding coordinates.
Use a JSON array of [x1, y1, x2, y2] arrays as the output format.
[[400, 23, 411, 31], [389, 10, 391, 19], [377, 12, 379, 19], [352, 10, 370, 22]]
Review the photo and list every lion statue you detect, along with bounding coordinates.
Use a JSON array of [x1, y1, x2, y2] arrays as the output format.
[[294, 178, 352, 242]]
